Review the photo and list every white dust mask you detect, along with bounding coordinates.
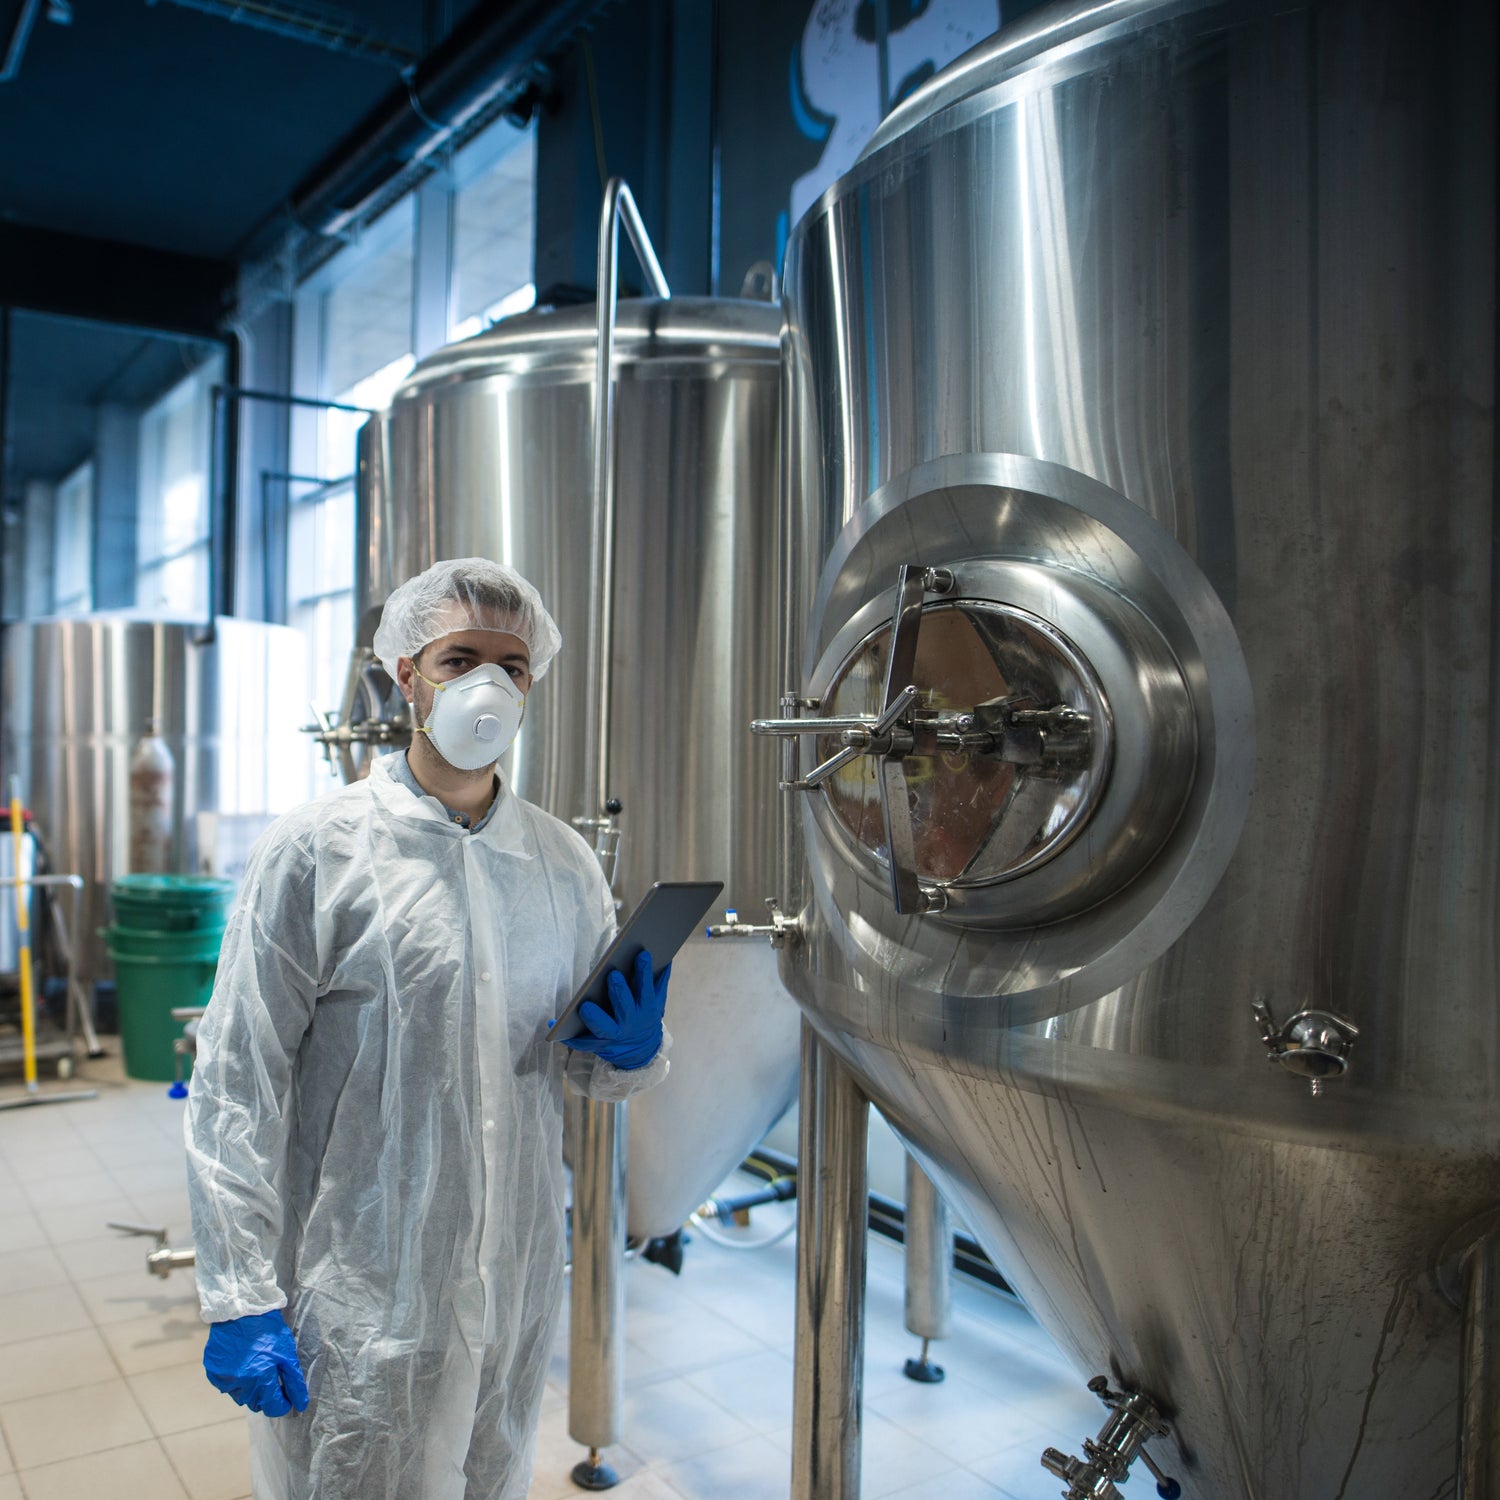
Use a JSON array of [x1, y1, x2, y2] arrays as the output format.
[[413, 663, 527, 772]]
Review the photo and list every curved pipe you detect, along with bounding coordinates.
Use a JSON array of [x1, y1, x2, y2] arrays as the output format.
[[581, 178, 670, 827]]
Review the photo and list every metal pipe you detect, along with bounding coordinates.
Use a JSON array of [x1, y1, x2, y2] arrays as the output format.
[[566, 1089, 627, 1476], [581, 178, 670, 828], [903, 1154, 952, 1342], [792, 1021, 869, 1500], [1460, 1232, 1500, 1498], [282, 0, 606, 242], [147, 0, 418, 66], [0, 0, 41, 83]]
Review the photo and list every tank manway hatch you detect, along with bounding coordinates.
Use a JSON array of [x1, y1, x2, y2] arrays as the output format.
[[758, 453, 1254, 1024]]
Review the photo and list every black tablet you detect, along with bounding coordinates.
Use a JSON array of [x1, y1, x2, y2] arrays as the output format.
[[549, 880, 724, 1044]]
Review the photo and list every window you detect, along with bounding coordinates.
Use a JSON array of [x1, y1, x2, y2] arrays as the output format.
[[52, 460, 93, 613], [449, 119, 537, 341], [284, 112, 538, 711], [136, 359, 221, 616], [291, 201, 418, 711]]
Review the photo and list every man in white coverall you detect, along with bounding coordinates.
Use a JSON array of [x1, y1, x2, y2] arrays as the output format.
[[184, 558, 670, 1500]]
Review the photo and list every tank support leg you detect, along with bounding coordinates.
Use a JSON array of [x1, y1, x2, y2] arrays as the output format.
[[792, 1021, 869, 1500], [903, 1153, 951, 1383], [1460, 1230, 1500, 1499], [568, 1093, 625, 1490]]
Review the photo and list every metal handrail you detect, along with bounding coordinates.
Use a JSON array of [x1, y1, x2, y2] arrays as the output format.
[[580, 178, 670, 868]]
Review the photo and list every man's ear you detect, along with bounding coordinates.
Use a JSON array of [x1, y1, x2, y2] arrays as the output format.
[[395, 656, 416, 704]]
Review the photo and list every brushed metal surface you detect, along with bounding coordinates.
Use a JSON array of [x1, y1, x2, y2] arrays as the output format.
[[1, 617, 313, 981], [902, 1155, 951, 1343], [792, 1022, 868, 1500], [566, 1087, 626, 1447], [357, 299, 801, 1240], [780, 0, 1498, 1494]]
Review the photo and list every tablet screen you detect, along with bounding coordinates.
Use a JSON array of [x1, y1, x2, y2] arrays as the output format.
[[549, 880, 724, 1044]]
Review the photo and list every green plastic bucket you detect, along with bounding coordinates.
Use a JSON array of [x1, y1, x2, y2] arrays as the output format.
[[103, 923, 224, 959], [104, 925, 222, 1083], [111, 874, 233, 933]]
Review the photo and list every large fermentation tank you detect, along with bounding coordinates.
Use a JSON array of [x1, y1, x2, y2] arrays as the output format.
[[1, 616, 313, 981], [357, 298, 801, 1238], [778, 0, 1497, 1495]]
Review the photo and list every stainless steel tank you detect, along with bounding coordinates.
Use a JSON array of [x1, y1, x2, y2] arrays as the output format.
[[775, 0, 1498, 1495], [354, 295, 802, 1242], [1, 616, 314, 981]]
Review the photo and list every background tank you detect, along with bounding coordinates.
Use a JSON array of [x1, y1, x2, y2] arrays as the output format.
[[1, 616, 313, 983], [778, 0, 1497, 1495], [356, 297, 801, 1239]]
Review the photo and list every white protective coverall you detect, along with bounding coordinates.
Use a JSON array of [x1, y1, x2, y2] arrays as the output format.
[[184, 752, 667, 1500]]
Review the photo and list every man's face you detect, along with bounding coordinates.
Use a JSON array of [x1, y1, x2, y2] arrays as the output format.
[[396, 628, 535, 761]]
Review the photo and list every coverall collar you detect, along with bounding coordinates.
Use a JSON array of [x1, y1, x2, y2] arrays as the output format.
[[366, 752, 536, 859]]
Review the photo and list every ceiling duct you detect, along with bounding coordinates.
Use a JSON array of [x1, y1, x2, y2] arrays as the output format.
[[269, 0, 609, 248], [145, 0, 418, 68]]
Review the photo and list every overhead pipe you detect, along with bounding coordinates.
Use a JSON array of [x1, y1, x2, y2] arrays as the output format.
[[145, 0, 418, 68], [279, 0, 610, 243], [0, 0, 41, 85]]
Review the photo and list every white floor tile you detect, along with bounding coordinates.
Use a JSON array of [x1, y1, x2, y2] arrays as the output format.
[[682, 1348, 794, 1434], [160, 1416, 252, 1500], [0, 1326, 118, 1403], [657, 1432, 791, 1500], [76, 1266, 200, 1327], [8, 1144, 103, 1184], [0, 1375, 153, 1468], [55, 1226, 165, 1282], [858, 1409, 961, 1499], [0, 1474, 17, 1500], [0, 1211, 48, 1255], [0, 1426, 10, 1473], [0, 1243, 69, 1293], [885, 1469, 1009, 1500], [0, 1281, 92, 1346], [101, 1305, 207, 1376], [34, 1194, 141, 1245], [18, 1436, 190, 1500], [132, 1359, 238, 1436], [626, 1298, 770, 1376], [866, 1368, 1051, 1465], [19, 1168, 122, 1211], [619, 1375, 757, 1466]]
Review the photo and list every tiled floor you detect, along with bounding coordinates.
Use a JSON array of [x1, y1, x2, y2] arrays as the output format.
[[0, 1053, 1126, 1500]]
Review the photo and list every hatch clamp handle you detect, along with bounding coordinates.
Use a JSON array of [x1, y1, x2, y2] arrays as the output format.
[[751, 564, 952, 915]]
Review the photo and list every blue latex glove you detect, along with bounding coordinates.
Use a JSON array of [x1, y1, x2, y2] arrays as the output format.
[[203, 1309, 309, 1417], [561, 949, 669, 1070]]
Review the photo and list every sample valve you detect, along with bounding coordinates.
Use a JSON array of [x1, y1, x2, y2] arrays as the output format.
[[107, 1221, 197, 1279], [1041, 1377, 1182, 1500], [704, 900, 801, 949]]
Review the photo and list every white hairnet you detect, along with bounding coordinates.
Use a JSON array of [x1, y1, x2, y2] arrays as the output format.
[[372, 558, 563, 680]]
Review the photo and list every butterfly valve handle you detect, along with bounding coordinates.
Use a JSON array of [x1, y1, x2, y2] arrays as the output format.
[[1041, 1377, 1182, 1499]]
